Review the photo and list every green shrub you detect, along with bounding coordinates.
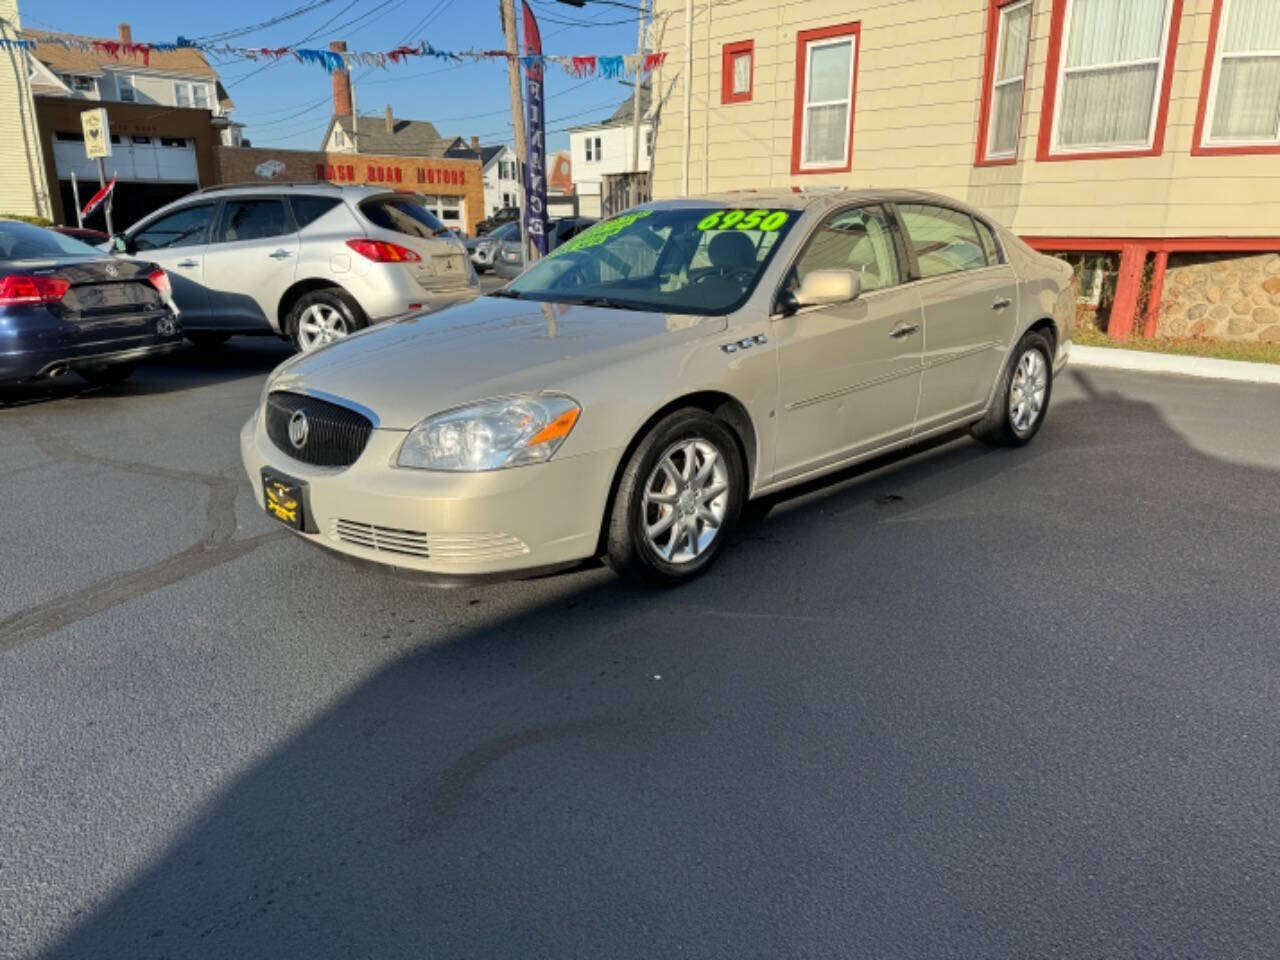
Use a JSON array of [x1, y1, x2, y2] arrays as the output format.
[[1, 214, 55, 227]]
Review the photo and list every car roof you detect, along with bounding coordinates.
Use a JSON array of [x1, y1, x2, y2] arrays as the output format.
[[193, 182, 392, 198], [646, 187, 990, 217]]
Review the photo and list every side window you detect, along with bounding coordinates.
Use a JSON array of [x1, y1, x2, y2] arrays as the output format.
[[975, 219, 1001, 266], [791, 204, 901, 293], [290, 195, 342, 229], [897, 204, 989, 279], [131, 204, 216, 251], [214, 199, 290, 243]]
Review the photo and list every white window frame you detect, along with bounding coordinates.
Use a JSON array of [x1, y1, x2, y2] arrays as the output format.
[[193, 84, 209, 109], [585, 136, 602, 162], [1201, 0, 1280, 147], [174, 82, 190, 108], [118, 74, 135, 102], [984, 0, 1033, 160], [1049, 0, 1177, 155], [797, 33, 858, 172]]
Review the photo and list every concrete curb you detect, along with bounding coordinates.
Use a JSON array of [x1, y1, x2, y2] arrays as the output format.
[[1070, 343, 1280, 385]]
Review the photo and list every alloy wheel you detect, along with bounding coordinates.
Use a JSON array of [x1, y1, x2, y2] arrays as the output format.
[[642, 438, 730, 564], [1009, 347, 1048, 435], [296, 304, 350, 352]]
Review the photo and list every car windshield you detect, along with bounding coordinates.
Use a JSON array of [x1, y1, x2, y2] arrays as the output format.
[[0, 221, 101, 260], [505, 206, 800, 315]]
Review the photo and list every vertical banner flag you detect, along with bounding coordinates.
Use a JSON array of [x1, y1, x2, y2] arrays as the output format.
[[522, 1, 548, 256]]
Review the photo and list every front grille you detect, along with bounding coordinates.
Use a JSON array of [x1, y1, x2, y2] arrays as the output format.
[[333, 520, 430, 558], [331, 521, 530, 563], [265, 391, 373, 467]]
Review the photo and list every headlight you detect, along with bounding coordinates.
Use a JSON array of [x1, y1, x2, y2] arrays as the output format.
[[397, 393, 581, 471]]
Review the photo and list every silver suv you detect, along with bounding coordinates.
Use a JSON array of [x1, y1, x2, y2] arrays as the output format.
[[109, 184, 479, 352]]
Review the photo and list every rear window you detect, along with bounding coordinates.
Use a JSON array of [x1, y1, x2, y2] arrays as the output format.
[[290, 195, 342, 229], [359, 197, 448, 238], [0, 221, 100, 260]]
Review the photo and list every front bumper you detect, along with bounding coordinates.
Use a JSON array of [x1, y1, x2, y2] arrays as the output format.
[[240, 410, 621, 578]]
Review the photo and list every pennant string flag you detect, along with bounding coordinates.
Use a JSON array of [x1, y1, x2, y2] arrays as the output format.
[[23, 32, 666, 78]]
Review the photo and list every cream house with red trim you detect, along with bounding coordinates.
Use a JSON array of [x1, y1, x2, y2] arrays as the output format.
[[651, 0, 1280, 341]]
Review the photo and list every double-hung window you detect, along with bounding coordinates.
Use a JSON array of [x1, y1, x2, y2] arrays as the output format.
[[193, 84, 209, 109], [791, 22, 860, 174], [979, 0, 1033, 162], [1197, 0, 1280, 151], [118, 74, 135, 102], [1041, 0, 1180, 157], [174, 82, 190, 108], [585, 136, 601, 162]]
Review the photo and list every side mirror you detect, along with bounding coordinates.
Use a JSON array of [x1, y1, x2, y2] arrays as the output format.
[[111, 234, 132, 254], [794, 269, 861, 308]]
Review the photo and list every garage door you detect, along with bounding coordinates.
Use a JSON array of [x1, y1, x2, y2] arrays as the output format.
[[52, 133, 199, 185]]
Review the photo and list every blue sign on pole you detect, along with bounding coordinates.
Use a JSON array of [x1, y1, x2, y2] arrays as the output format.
[[522, 1, 548, 256]]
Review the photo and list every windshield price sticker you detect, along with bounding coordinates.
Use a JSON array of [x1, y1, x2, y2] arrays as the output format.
[[552, 209, 655, 257], [697, 210, 791, 233]]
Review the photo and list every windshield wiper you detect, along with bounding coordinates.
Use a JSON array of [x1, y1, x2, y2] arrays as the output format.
[[487, 289, 524, 299], [558, 296, 648, 311]]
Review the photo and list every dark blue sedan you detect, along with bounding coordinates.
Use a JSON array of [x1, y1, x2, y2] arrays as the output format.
[[0, 219, 183, 386]]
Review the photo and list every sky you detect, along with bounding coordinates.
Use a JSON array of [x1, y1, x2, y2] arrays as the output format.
[[24, 0, 644, 153]]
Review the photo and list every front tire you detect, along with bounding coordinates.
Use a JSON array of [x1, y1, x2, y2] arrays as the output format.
[[972, 329, 1054, 447], [288, 288, 366, 353], [76, 362, 136, 386], [605, 409, 745, 586]]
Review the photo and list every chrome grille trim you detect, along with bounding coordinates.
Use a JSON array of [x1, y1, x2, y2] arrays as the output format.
[[265, 391, 373, 468], [330, 520, 529, 563]]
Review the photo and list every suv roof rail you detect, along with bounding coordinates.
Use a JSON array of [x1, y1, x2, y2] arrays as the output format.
[[192, 181, 374, 194]]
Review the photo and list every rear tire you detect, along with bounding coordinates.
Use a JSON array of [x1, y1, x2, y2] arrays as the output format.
[[187, 331, 231, 348], [77, 362, 135, 386], [605, 409, 745, 586], [972, 329, 1054, 447], [288, 288, 366, 353]]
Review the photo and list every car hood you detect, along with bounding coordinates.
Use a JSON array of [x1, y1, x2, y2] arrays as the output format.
[[267, 296, 727, 429]]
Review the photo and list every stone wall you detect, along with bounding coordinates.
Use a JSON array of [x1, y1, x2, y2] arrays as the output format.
[[1156, 252, 1280, 343]]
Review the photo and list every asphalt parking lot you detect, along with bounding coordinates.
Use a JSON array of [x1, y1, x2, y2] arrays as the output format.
[[3, 326, 1280, 958]]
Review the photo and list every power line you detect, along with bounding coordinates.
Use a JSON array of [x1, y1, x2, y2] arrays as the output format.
[[196, 0, 340, 43]]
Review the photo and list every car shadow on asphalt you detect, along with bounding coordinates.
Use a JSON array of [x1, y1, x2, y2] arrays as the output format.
[[0, 338, 294, 408], [27, 370, 1280, 959]]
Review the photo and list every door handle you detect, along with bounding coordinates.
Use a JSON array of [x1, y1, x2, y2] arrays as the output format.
[[176, 259, 198, 268], [992, 297, 1012, 310], [268, 249, 294, 260], [889, 323, 919, 339]]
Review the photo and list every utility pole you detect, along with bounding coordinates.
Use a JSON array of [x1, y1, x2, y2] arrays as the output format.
[[630, 0, 649, 195], [500, 0, 529, 257], [681, 0, 691, 196]]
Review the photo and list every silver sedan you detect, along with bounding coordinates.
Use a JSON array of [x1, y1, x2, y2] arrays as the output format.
[[241, 189, 1076, 585]]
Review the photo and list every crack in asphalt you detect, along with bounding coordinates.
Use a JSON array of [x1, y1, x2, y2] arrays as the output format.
[[0, 419, 285, 651]]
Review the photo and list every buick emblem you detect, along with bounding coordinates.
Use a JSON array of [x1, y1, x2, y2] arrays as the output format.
[[288, 409, 309, 449], [157, 316, 176, 336], [104, 263, 119, 278]]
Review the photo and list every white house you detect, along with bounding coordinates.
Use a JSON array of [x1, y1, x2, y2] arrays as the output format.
[[480, 144, 520, 216], [568, 85, 655, 218], [25, 24, 242, 147]]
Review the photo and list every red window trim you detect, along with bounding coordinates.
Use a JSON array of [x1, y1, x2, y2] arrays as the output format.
[[1035, 0, 1184, 162], [721, 39, 754, 104], [976, 0, 1033, 167], [790, 21, 861, 176], [1192, 0, 1280, 156], [1021, 235, 1280, 253]]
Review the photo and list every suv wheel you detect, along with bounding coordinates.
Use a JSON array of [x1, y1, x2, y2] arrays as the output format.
[[289, 288, 366, 353]]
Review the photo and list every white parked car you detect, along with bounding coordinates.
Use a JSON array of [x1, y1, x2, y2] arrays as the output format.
[[109, 184, 479, 352]]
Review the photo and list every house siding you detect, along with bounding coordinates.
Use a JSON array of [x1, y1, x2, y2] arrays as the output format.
[[0, 0, 52, 218], [650, 0, 1280, 239]]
